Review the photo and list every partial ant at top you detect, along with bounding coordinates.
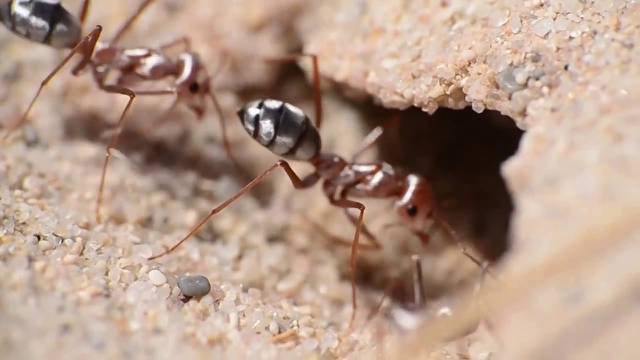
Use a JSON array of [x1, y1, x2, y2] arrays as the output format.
[[149, 97, 489, 327], [0, 0, 88, 49], [0, 0, 322, 224]]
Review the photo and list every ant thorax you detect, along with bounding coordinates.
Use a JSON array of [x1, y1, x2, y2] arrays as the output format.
[[93, 45, 176, 81], [311, 153, 348, 179], [341, 162, 404, 198]]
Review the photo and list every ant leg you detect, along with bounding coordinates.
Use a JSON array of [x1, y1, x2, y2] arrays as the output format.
[[78, 0, 91, 32], [365, 254, 425, 325], [95, 85, 136, 224], [158, 37, 192, 52], [95, 87, 175, 223], [334, 177, 383, 248], [351, 126, 384, 162], [202, 53, 240, 169], [435, 216, 496, 279], [148, 161, 320, 260], [340, 207, 381, 249], [147, 96, 179, 129], [2, 26, 103, 141], [302, 216, 379, 251], [328, 198, 367, 329], [366, 284, 392, 324], [109, 0, 156, 46], [208, 90, 241, 170], [264, 54, 322, 128], [410, 254, 426, 308], [351, 114, 401, 162], [365, 254, 427, 325]]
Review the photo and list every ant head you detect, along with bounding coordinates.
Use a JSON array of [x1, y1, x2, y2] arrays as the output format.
[[176, 53, 211, 118], [395, 174, 435, 244]]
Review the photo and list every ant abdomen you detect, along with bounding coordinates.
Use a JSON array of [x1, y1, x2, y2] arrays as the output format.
[[238, 99, 321, 161], [0, 0, 81, 49]]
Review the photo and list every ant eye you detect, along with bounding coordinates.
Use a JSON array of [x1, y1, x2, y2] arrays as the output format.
[[406, 205, 418, 217], [189, 82, 200, 93]]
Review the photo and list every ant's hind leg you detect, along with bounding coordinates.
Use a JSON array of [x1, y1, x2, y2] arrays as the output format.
[[148, 160, 320, 260], [351, 126, 384, 162], [351, 113, 402, 162], [78, 0, 91, 31], [264, 54, 322, 128], [2, 26, 103, 141], [159, 37, 192, 52], [110, 0, 156, 46]]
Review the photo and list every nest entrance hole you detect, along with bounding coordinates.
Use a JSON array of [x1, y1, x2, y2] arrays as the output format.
[[369, 106, 523, 261]]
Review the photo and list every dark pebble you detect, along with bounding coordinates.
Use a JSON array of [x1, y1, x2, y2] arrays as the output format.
[[177, 275, 211, 298]]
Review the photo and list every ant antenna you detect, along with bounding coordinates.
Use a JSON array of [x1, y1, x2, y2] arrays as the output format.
[[434, 216, 496, 280]]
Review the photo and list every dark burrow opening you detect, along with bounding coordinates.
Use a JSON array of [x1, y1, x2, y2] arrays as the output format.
[[350, 105, 523, 309], [363, 106, 522, 262]]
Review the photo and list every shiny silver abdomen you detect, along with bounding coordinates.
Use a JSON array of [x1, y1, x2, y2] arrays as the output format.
[[238, 99, 321, 161], [0, 0, 81, 49]]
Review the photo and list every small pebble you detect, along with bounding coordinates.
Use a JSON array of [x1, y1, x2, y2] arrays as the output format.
[[300, 338, 319, 351], [532, 18, 554, 38], [320, 331, 339, 353], [148, 269, 167, 286], [268, 320, 281, 335], [437, 306, 453, 317], [498, 67, 525, 94], [38, 241, 53, 252], [177, 274, 211, 297], [62, 254, 78, 265], [229, 312, 239, 330]]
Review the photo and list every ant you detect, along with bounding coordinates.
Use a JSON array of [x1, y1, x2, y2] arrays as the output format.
[[355, 256, 494, 360], [0, 0, 322, 224], [149, 98, 489, 327], [1, 0, 226, 223]]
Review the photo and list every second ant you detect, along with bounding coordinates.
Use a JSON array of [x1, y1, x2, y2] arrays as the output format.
[[0, 0, 321, 225]]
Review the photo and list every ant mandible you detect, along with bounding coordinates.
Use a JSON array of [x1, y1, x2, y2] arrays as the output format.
[[0, 0, 322, 224], [149, 98, 487, 326]]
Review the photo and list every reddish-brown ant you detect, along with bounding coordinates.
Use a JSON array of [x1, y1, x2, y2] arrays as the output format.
[[2, 0, 220, 223], [1, 0, 322, 225], [149, 98, 488, 326]]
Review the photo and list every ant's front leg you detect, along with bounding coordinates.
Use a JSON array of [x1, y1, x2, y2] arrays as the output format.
[[2, 25, 103, 141], [95, 86, 175, 223]]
